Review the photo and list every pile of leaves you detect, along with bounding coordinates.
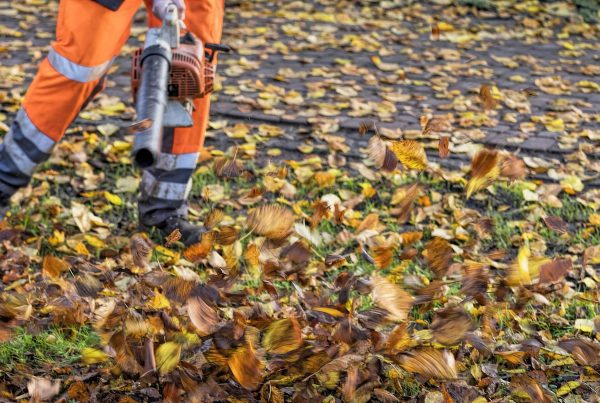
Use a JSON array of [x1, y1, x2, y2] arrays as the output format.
[[1, 115, 599, 401], [0, 0, 600, 402]]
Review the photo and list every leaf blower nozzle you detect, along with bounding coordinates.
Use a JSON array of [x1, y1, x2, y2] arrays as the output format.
[[131, 41, 172, 169]]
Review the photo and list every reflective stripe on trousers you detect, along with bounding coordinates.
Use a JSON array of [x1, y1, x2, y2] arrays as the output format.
[[138, 151, 199, 226], [0, 108, 57, 195]]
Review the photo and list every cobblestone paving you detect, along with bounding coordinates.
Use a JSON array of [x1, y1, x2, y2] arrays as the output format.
[[1, 0, 599, 184]]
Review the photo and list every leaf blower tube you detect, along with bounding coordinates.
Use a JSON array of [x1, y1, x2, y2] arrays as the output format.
[[132, 41, 172, 169]]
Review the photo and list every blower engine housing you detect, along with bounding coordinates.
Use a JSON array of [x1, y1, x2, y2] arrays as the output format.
[[131, 32, 215, 101]]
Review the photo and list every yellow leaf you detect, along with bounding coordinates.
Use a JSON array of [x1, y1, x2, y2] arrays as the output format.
[[589, 214, 600, 226], [262, 318, 303, 354], [560, 175, 584, 194], [517, 243, 531, 285], [155, 341, 181, 375], [574, 319, 594, 333], [84, 235, 106, 250], [74, 242, 91, 256], [437, 21, 454, 31], [545, 118, 564, 132], [104, 191, 123, 206], [147, 289, 171, 310], [312, 307, 346, 318], [48, 230, 65, 246], [556, 381, 580, 397], [81, 347, 109, 365], [389, 140, 428, 170], [360, 182, 376, 198], [371, 56, 400, 72]]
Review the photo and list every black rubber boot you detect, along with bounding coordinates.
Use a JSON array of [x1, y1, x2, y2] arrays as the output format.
[[142, 216, 208, 246]]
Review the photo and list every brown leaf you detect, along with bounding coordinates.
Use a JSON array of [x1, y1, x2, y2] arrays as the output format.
[[438, 136, 449, 158], [262, 317, 303, 354], [187, 290, 219, 336], [309, 200, 330, 229], [228, 344, 264, 390], [466, 149, 500, 198], [371, 275, 414, 321], [431, 23, 441, 40], [110, 331, 143, 375], [204, 209, 225, 229], [215, 225, 239, 245], [325, 254, 347, 267], [511, 374, 552, 403], [42, 255, 69, 279], [584, 245, 600, 266], [423, 115, 452, 135], [398, 349, 457, 380], [67, 381, 89, 402], [74, 273, 103, 298], [373, 388, 400, 402], [358, 120, 376, 136], [424, 237, 454, 278], [165, 229, 182, 246], [367, 136, 398, 172], [479, 84, 497, 110], [247, 204, 295, 240], [371, 244, 394, 269], [390, 183, 421, 224], [430, 306, 473, 345], [539, 258, 571, 284], [214, 156, 242, 179], [501, 155, 526, 180], [461, 264, 489, 300], [543, 215, 568, 234], [260, 382, 284, 403], [384, 322, 413, 353], [127, 118, 153, 134], [281, 241, 311, 265], [163, 277, 197, 303], [27, 377, 60, 402], [495, 350, 527, 364], [130, 233, 153, 268], [558, 338, 600, 366], [320, 353, 364, 373], [356, 213, 380, 234], [342, 366, 359, 402], [183, 231, 215, 263]]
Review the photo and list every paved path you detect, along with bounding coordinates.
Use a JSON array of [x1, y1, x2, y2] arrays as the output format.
[[1, 0, 599, 184]]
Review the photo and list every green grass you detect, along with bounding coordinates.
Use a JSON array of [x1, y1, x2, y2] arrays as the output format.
[[482, 212, 520, 251], [0, 326, 99, 371], [547, 196, 593, 224]]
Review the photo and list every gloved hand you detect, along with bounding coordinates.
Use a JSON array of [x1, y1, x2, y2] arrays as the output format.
[[152, 0, 185, 21]]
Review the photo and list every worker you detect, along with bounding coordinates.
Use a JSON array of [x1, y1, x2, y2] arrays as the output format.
[[0, 0, 224, 246]]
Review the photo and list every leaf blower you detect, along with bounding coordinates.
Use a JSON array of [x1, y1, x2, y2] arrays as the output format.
[[130, 2, 229, 168]]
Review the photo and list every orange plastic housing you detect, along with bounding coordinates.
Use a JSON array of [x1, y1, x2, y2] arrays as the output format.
[[131, 40, 215, 101]]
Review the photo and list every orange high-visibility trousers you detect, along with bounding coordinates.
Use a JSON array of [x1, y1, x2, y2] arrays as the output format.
[[25, 0, 223, 151], [0, 0, 224, 220]]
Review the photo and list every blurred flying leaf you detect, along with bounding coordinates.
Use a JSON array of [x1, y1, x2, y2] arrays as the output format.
[[246, 204, 295, 240], [466, 149, 500, 198], [398, 349, 457, 380], [389, 140, 428, 171], [371, 275, 414, 321]]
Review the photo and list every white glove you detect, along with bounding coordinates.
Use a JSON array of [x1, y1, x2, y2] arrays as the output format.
[[153, 0, 185, 21]]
